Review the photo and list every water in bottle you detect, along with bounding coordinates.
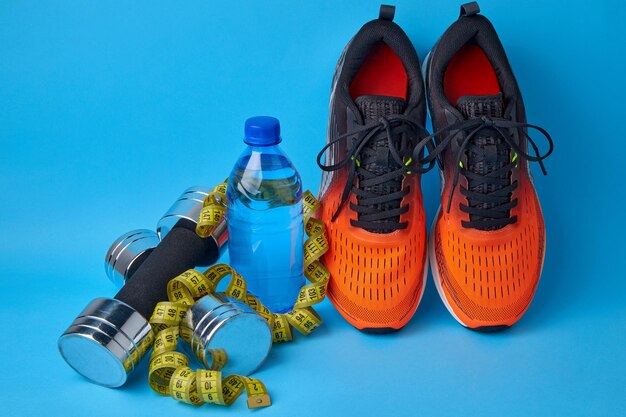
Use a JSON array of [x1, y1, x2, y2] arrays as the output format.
[[226, 116, 304, 313]]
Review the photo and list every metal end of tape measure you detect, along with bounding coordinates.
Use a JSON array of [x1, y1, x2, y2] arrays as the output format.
[[184, 294, 272, 376], [58, 298, 153, 388], [156, 186, 211, 239], [104, 229, 160, 288]]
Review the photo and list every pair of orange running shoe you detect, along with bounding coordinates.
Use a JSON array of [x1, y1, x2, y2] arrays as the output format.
[[316, 3, 553, 332]]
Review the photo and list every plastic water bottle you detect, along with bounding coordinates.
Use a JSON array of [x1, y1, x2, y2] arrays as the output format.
[[226, 116, 304, 313]]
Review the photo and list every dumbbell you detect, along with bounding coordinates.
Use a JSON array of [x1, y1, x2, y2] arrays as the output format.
[[58, 187, 228, 388]]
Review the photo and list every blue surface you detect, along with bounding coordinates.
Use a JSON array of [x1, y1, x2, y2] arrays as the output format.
[[1, 1, 623, 416]]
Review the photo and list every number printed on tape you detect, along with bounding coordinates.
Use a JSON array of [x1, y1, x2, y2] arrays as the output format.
[[145, 181, 330, 409]]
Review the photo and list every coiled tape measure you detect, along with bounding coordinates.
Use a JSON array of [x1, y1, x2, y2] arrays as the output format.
[[146, 181, 329, 409]]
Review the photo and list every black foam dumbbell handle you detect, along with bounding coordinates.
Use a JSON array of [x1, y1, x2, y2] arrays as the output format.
[[115, 218, 219, 319]]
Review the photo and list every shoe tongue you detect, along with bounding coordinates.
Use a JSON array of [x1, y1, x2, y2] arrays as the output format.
[[455, 93, 511, 231], [456, 93, 504, 119], [355, 95, 406, 122], [352, 95, 407, 234]]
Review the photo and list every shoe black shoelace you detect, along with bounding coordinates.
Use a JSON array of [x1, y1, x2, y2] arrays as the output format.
[[411, 115, 553, 230], [317, 115, 428, 232]]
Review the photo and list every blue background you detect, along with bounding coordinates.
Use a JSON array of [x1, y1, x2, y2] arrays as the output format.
[[1, 1, 624, 416]]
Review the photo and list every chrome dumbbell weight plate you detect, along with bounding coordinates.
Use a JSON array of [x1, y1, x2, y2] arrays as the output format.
[[156, 186, 211, 240], [184, 294, 272, 376], [58, 298, 153, 387], [104, 229, 160, 288]]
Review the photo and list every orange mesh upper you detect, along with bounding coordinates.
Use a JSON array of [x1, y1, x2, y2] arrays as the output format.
[[433, 168, 545, 328], [319, 172, 427, 330]]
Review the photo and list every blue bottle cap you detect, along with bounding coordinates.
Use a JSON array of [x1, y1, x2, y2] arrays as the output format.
[[244, 116, 281, 146]]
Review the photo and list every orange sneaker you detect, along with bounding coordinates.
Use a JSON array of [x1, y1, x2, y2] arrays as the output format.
[[417, 3, 553, 330], [316, 6, 429, 332]]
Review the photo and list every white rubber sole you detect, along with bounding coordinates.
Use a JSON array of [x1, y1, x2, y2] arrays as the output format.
[[428, 207, 468, 327], [416, 245, 430, 315], [423, 48, 469, 327]]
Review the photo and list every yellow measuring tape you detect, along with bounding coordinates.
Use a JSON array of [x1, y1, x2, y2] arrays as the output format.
[[146, 181, 329, 409]]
